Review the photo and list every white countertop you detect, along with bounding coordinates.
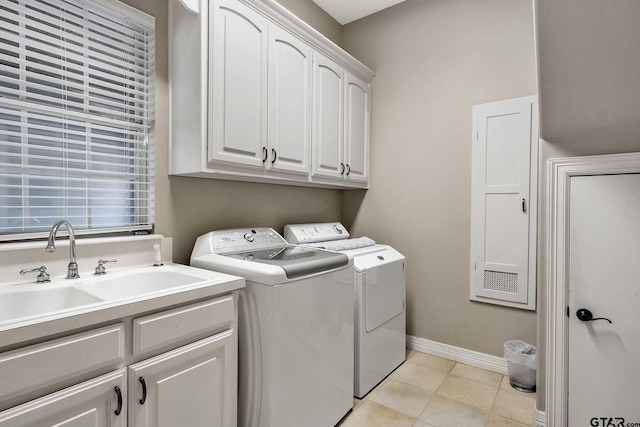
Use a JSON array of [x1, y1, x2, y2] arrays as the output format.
[[0, 263, 244, 349]]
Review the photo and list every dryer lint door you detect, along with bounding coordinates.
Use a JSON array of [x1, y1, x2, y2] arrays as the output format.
[[359, 251, 405, 332]]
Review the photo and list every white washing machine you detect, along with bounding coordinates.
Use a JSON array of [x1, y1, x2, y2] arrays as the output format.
[[285, 222, 406, 398], [190, 228, 354, 427]]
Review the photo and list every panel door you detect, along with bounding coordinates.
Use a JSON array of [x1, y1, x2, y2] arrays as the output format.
[[267, 24, 311, 175], [311, 52, 344, 180], [0, 369, 126, 427], [568, 174, 640, 425], [344, 72, 370, 184], [471, 100, 533, 304], [210, 0, 268, 168], [128, 332, 235, 427]]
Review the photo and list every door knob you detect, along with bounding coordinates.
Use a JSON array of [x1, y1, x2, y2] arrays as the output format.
[[576, 308, 612, 324]]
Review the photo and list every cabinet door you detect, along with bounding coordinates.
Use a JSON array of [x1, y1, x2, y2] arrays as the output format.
[[344, 72, 370, 184], [470, 96, 537, 309], [0, 369, 126, 427], [312, 52, 344, 180], [267, 25, 312, 175], [128, 331, 235, 427], [210, 0, 268, 169]]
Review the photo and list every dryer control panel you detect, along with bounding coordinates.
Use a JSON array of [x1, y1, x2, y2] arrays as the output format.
[[284, 222, 350, 244]]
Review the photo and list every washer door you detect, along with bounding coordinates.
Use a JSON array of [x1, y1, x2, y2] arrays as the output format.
[[362, 255, 405, 332]]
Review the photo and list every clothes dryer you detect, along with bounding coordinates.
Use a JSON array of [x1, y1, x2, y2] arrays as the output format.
[[191, 228, 354, 427], [285, 223, 406, 398]]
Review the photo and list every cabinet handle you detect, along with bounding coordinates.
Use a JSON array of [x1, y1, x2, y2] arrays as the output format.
[[340, 163, 345, 175], [262, 147, 267, 163], [346, 164, 351, 176], [271, 149, 277, 164], [139, 377, 147, 405], [114, 386, 123, 416], [522, 198, 526, 213]]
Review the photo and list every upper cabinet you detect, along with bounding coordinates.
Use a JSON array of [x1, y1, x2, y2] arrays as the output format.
[[209, 0, 269, 169], [169, 0, 374, 189], [312, 55, 370, 184], [312, 53, 344, 181], [267, 25, 312, 175], [344, 72, 370, 184]]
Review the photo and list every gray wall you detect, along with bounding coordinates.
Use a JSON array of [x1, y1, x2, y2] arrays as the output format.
[[275, 0, 342, 45], [123, 0, 344, 264], [535, 0, 640, 140], [340, 0, 538, 357]]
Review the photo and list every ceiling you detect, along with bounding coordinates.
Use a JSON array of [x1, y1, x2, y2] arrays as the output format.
[[312, 0, 406, 25]]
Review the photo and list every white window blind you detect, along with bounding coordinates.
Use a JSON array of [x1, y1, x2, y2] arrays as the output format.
[[0, 0, 155, 239]]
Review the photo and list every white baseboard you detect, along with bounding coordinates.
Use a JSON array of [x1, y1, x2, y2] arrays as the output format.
[[533, 409, 546, 427], [406, 335, 509, 375]]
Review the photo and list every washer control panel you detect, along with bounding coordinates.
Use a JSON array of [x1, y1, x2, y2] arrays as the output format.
[[212, 227, 286, 254], [284, 222, 350, 244]]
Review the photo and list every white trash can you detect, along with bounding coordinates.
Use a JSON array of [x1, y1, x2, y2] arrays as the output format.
[[503, 340, 536, 393]]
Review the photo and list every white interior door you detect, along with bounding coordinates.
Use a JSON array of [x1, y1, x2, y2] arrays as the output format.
[[471, 99, 533, 305], [568, 174, 640, 425]]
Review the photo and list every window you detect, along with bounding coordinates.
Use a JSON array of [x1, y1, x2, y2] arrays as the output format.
[[0, 0, 155, 240]]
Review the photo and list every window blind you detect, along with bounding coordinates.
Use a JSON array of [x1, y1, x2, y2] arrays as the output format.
[[0, 0, 155, 239]]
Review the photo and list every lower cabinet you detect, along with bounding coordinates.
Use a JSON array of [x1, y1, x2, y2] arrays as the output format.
[[0, 331, 235, 427], [0, 369, 127, 427], [128, 330, 235, 427], [0, 295, 238, 427]]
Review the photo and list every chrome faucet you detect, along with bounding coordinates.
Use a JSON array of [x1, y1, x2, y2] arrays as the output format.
[[46, 220, 79, 279]]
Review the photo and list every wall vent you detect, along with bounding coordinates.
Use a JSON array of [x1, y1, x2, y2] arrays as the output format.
[[484, 270, 518, 294]]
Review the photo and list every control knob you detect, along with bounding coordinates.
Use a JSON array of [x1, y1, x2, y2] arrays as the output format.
[[244, 233, 254, 242], [333, 224, 343, 234]]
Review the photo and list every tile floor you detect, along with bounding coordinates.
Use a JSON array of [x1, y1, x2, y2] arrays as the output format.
[[338, 349, 536, 427]]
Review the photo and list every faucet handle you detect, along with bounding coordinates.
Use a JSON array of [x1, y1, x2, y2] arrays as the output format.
[[94, 259, 117, 275], [20, 266, 51, 283]]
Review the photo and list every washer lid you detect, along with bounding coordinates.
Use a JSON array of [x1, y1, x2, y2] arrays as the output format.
[[225, 246, 349, 279]]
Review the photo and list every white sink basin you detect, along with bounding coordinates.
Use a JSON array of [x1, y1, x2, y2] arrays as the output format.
[[0, 287, 103, 322], [0, 265, 225, 327], [77, 267, 214, 301]]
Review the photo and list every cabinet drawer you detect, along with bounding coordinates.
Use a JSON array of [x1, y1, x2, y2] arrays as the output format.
[[0, 324, 125, 402], [133, 295, 234, 356]]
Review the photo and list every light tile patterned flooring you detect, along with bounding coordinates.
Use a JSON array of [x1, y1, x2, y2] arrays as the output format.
[[339, 349, 536, 427]]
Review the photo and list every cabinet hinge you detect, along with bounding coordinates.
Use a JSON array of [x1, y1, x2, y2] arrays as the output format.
[[474, 261, 476, 270], [567, 306, 570, 318], [476, 131, 479, 141]]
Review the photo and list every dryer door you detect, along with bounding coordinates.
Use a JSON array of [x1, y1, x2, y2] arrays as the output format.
[[360, 252, 405, 332]]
